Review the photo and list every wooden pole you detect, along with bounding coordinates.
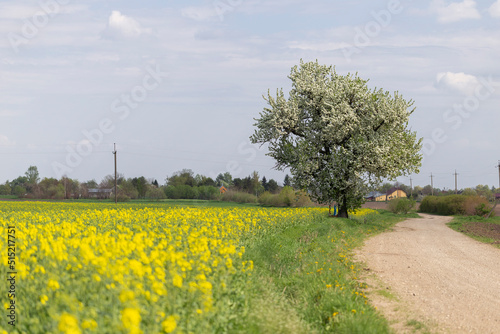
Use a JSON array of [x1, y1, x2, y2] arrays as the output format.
[[113, 143, 117, 203]]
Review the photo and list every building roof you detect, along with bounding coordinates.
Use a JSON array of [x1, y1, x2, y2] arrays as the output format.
[[365, 191, 385, 198], [386, 187, 405, 195], [88, 188, 113, 193]]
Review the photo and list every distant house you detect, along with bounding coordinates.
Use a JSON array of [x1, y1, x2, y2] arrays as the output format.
[[496, 193, 500, 200], [366, 188, 408, 202], [386, 187, 407, 201], [88, 188, 113, 199], [365, 191, 387, 202]]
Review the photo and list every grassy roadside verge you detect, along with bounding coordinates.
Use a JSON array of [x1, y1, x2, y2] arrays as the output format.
[[447, 215, 500, 249], [240, 210, 417, 333]]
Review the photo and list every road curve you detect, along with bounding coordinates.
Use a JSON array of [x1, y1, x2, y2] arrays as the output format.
[[357, 213, 500, 334]]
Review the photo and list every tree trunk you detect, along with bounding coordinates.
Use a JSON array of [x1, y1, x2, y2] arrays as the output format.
[[338, 196, 349, 218]]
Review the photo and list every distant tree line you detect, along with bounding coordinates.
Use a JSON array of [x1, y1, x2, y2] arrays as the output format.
[[3, 166, 495, 204], [373, 182, 499, 202], [0, 166, 294, 202]]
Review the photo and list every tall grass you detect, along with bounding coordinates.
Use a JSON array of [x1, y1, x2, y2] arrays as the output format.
[[242, 210, 410, 333]]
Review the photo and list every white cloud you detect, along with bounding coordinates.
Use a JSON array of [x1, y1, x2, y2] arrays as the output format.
[[105, 11, 152, 38], [85, 53, 121, 63], [181, 6, 219, 21], [489, 0, 500, 17], [0, 135, 15, 146], [0, 3, 85, 19], [436, 71, 480, 94], [0, 4, 39, 19], [431, 0, 481, 23]]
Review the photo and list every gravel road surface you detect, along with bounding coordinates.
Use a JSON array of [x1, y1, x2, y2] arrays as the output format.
[[357, 214, 500, 333]]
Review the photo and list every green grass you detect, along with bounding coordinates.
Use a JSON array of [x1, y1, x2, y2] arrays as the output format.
[[374, 288, 397, 301], [241, 210, 415, 333], [0, 195, 18, 199], [405, 319, 430, 333], [447, 215, 500, 248]]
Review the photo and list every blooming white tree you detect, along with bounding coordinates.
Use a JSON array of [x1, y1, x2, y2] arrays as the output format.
[[251, 61, 422, 218]]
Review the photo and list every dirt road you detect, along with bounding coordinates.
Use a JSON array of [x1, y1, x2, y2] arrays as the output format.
[[356, 214, 500, 333]]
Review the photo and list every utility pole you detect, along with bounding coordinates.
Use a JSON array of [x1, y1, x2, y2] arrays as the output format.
[[498, 160, 500, 190], [454, 170, 458, 194], [410, 177, 413, 197], [430, 173, 434, 196], [113, 143, 117, 204]]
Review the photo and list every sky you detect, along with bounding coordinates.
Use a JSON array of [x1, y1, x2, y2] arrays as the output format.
[[0, 0, 499, 190]]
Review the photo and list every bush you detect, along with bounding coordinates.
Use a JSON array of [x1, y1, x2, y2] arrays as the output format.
[[197, 186, 219, 200], [222, 190, 257, 204], [0, 184, 11, 195], [116, 194, 130, 202], [387, 197, 415, 214], [419, 195, 492, 216], [294, 190, 315, 207], [419, 195, 438, 213], [164, 185, 198, 199], [258, 191, 274, 206], [12, 185, 26, 197], [146, 187, 166, 200], [259, 189, 315, 207], [464, 196, 493, 216], [278, 186, 295, 207]]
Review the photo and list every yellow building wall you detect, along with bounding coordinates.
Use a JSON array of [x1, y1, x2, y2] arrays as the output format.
[[387, 190, 407, 200]]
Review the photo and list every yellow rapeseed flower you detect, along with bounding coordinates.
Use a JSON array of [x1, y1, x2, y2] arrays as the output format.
[[47, 279, 60, 290], [161, 315, 177, 333], [121, 308, 142, 334], [40, 295, 49, 305], [119, 290, 135, 303], [58, 313, 81, 334], [81, 319, 98, 330], [172, 274, 183, 288]]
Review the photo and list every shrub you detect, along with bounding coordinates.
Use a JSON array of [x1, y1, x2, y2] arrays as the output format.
[[419, 195, 491, 216], [164, 185, 198, 199], [146, 187, 166, 200], [0, 184, 11, 195], [197, 186, 219, 200], [294, 190, 315, 207], [463, 196, 492, 216], [419, 195, 438, 213], [116, 194, 130, 202], [259, 189, 315, 207], [278, 186, 295, 207], [12, 185, 26, 197], [437, 195, 466, 215], [387, 197, 415, 214], [222, 190, 257, 204], [258, 191, 274, 206]]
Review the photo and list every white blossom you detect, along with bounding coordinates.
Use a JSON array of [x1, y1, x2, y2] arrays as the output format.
[[251, 60, 422, 217]]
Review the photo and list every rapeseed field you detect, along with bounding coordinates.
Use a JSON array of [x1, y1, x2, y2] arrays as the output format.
[[0, 202, 377, 333]]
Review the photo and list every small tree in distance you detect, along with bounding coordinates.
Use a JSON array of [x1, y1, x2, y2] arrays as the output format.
[[251, 60, 422, 218], [283, 174, 292, 187]]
